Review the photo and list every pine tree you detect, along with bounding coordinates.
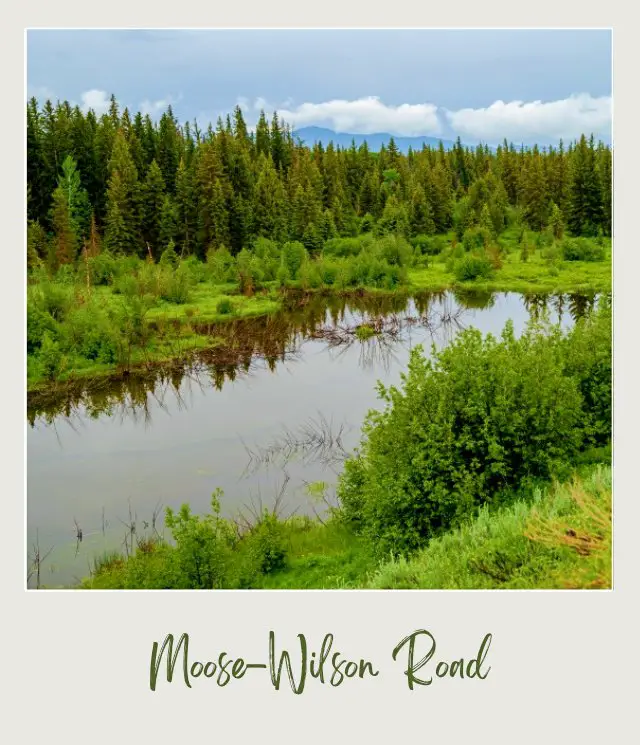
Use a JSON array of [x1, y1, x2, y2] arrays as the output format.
[[141, 160, 167, 253], [105, 130, 141, 254], [521, 151, 549, 231], [156, 107, 180, 193], [409, 184, 435, 236], [252, 156, 288, 241], [548, 202, 565, 241], [51, 183, 78, 267], [255, 111, 270, 157], [55, 155, 91, 242], [159, 196, 178, 250], [175, 157, 198, 256], [377, 195, 410, 236], [567, 135, 603, 237]]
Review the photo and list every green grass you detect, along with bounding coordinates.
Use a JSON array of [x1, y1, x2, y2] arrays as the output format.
[[366, 464, 611, 589], [80, 462, 611, 591], [409, 251, 611, 295], [145, 284, 281, 324], [250, 520, 375, 589]]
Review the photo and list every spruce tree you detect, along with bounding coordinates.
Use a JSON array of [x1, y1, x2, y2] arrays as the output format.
[[51, 183, 78, 267], [409, 184, 435, 236], [141, 160, 167, 252]]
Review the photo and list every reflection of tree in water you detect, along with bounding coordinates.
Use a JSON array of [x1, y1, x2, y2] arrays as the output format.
[[568, 292, 597, 323], [523, 293, 550, 321], [452, 289, 496, 310], [28, 290, 595, 429], [524, 292, 599, 325]]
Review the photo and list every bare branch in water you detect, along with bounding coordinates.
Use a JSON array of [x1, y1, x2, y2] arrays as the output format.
[[241, 413, 351, 476], [27, 530, 54, 589]]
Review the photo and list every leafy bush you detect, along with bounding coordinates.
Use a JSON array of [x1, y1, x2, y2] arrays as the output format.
[[462, 226, 491, 252], [323, 235, 370, 259], [236, 247, 264, 294], [160, 266, 192, 304], [561, 237, 605, 262], [113, 273, 139, 298], [338, 315, 598, 555], [164, 490, 235, 589], [27, 304, 57, 353], [180, 255, 208, 283], [159, 242, 179, 269], [238, 512, 288, 585], [87, 252, 118, 286], [62, 305, 118, 363], [373, 234, 413, 267], [281, 241, 308, 280], [252, 237, 281, 280], [411, 234, 448, 256], [216, 297, 235, 315], [453, 254, 495, 282], [39, 332, 63, 380], [35, 282, 74, 321], [206, 246, 237, 283]]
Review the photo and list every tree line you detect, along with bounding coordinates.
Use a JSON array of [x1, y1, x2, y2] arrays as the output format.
[[27, 94, 612, 270]]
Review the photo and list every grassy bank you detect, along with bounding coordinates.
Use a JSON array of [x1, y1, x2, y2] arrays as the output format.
[[27, 231, 611, 391], [80, 462, 611, 590]]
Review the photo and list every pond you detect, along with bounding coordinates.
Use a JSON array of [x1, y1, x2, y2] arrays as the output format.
[[26, 290, 598, 587]]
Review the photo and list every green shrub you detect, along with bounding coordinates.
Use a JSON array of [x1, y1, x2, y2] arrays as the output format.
[[36, 282, 74, 321], [216, 297, 235, 315], [238, 512, 288, 584], [373, 234, 413, 267], [164, 490, 235, 589], [338, 316, 593, 555], [360, 213, 376, 234], [323, 236, 369, 259], [206, 246, 237, 283], [160, 266, 191, 304], [411, 234, 448, 256], [252, 237, 281, 280], [113, 273, 139, 298], [62, 305, 118, 363], [159, 242, 179, 269], [39, 331, 63, 381], [87, 253, 118, 286], [281, 241, 308, 280], [27, 304, 57, 354], [561, 238, 605, 262], [453, 254, 495, 282], [180, 255, 208, 283], [462, 226, 491, 252]]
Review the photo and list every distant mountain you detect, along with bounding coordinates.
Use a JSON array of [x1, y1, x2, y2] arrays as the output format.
[[292, 126, 458, 153]]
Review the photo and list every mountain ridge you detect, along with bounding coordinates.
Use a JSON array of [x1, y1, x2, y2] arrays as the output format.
[[292, 126, 459, 153]]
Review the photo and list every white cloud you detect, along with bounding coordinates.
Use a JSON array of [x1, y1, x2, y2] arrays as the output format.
[[26, 85, 55, 103], [241, 96, 442, 136], [140, 95, 180, 119], [445, 94, 611, 144], [80, 89, 110, 115]]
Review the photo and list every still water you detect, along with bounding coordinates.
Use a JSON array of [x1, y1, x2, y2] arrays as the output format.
[[26, 291, 595, 587]]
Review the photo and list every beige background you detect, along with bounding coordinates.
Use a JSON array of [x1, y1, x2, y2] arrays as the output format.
[[4, 8, 638, 743]]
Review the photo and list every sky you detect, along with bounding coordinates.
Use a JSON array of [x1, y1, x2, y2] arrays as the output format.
[[26, 29, 612, 145]]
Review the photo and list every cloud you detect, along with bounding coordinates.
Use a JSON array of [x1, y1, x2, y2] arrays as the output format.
[[80, 89, 110, 115], [140, 94, 181, 119], [445, 94, 611, 144], [26, 85, 55, 103], [241, 96, 442, 136]]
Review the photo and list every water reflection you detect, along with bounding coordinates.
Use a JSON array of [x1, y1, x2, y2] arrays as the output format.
[[27, 291, 601, 428]]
